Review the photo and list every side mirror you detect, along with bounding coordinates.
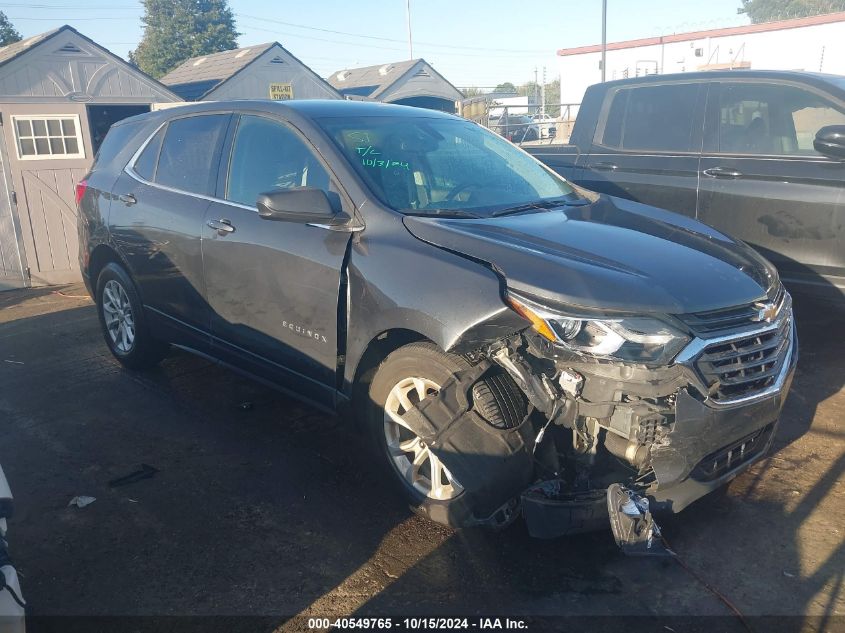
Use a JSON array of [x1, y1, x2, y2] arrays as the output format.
[[813, 125, 845, 160], [257, 188, 344, 224]]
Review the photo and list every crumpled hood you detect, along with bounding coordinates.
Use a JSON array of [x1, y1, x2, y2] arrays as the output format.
[[403, 194, 778, 315]]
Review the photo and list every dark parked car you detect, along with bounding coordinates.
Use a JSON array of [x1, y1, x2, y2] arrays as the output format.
[[491, 114, 539, 143], [77, 101, 796, 538], [525, 70, 845, 302]]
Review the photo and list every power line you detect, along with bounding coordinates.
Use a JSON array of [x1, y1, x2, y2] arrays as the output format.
[[238, 22, 550, 59], [236, 13, 550, 53], [8, 15, 129, 20], [1, 3, 550, 55]]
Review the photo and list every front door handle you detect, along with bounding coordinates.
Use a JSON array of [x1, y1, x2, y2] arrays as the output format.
[[118, 193, 137, 205], [588, 161, 618, 171], [206, 218, 235, 236], [702, 166, 743, 179]]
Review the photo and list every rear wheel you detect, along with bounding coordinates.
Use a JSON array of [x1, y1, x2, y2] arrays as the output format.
[[96, 262, 167, 369]]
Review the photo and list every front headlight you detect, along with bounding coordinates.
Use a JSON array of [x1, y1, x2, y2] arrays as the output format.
[[506, 292, 690, 365]]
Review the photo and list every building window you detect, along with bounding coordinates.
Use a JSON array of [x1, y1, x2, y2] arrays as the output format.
[[12, 115, 85, 160]]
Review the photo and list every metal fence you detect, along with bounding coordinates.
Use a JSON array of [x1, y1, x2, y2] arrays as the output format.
[[457, 101, 580, 145]]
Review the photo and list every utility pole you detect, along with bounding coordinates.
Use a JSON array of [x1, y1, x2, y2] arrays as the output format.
[[541, 66, 546, 116], [534, 67, 538, 115], [601, 0, 607, 82], [406, 0, 414, 59]]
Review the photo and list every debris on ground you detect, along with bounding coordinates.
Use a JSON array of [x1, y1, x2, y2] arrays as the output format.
[[108, 464, 158, 488], [67, 496, 96, 508], [606, 483, 670, 556]]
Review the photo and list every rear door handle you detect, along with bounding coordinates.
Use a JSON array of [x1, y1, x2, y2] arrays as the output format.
[[588, 161, 618, 171], [206, 218, 235, 235], [702, 166, 743, 179], [118, 193, 137, 205]]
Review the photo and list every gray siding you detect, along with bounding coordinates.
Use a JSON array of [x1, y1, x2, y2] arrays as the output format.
[[204, 45, 340, 101], [0, 30, 179, 102]]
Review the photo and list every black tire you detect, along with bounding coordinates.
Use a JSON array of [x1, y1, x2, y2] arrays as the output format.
[[95, 262, 168, 370], [363, 341, 525, 527]]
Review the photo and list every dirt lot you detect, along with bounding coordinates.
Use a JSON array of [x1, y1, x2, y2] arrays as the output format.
[[0, 283, 843, 632]]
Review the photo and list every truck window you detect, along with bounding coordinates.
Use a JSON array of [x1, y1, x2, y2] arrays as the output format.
[[599, 83, 699, 153], [225, 115, 331, 207], [154, 114, 229, 196], [718, 82, 845, 156]]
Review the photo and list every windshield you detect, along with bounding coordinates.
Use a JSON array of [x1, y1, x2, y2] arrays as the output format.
[[318, 115, 574, 217]]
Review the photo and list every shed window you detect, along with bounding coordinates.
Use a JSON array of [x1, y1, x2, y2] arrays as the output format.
[[12, 115, 85, 160]]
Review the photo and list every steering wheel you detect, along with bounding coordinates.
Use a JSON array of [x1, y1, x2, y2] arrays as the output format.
[[445, 182, 481, 201]]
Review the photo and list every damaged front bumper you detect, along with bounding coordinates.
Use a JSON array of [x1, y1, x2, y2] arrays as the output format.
[[404, 294, 798, 539]]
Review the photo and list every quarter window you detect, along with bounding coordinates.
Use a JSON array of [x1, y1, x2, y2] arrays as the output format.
[[154, 115, 229, 196], [133, 127, 164, 182], [226, 115, 331, 207], [13, 115, 85, 159], [599, 83, 699, 152], [718, 83, 845, 156]]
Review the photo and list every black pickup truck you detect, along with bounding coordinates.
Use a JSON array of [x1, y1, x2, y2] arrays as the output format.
[[525, 70, 845, 302]]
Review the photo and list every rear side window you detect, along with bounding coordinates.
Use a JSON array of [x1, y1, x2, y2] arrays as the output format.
[[92, 121, 142, 170], [154, 115, 229, 195], [599, 83, 699, 152], [134, 127, 164, 181]]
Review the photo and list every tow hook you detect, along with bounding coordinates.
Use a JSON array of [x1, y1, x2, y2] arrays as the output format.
[[606, 483, 670, 556]]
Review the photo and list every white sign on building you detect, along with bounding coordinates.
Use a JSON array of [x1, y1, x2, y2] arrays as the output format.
[[558, 12, 845, 118]]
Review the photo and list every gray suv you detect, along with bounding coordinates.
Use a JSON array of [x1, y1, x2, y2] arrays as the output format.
[[77, 100, 797, 538]]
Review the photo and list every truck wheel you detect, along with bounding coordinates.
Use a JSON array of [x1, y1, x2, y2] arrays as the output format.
[[364, 341, 526, 527], [95, 262, 167, 370]]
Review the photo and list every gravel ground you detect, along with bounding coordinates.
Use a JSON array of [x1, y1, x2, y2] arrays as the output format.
[[0, 284, 842, 632]]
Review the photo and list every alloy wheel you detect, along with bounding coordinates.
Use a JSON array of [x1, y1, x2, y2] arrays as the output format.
[[383, 376, 463, 500], [102, 279, 136, 354]]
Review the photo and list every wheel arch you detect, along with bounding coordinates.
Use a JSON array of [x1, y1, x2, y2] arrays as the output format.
[[348, 328, 435, 416], [88, 244, 130, 298]]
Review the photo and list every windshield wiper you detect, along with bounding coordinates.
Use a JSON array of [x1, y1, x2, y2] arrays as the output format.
[[404, 209, 481, 219], [489, 196, 590, 217]]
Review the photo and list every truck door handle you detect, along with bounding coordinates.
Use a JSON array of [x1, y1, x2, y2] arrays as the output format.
[[588, 161, 618, 171], [702, 166, 743, 179], [118, 193, 137, 205], [206, 218, 235, 235]]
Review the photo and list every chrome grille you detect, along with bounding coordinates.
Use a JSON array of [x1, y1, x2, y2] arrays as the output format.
[[682, 284, 786, 335], [694, 310, 791, 402]]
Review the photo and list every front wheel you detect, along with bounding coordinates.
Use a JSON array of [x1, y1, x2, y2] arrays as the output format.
[[96, 262, 167, 370], [363, 342, 526, 527]]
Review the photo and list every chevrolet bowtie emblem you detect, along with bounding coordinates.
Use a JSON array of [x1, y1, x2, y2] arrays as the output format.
[[752, 301, 778, 323]]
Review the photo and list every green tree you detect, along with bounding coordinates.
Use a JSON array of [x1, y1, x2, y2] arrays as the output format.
[[493, 82, 517, 94], [0, 11, 22, 47], [738, 0, 845, 22], [461, 86, 484, 98], [130, 0, 239, 78]]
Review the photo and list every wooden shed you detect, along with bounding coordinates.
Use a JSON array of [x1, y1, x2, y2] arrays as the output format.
[[159, 42, 341, 102], [327, 59, 464, 112], [0, 25, 181, 290]]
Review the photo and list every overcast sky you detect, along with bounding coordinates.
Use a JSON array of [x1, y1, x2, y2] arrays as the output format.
[[6, 0, 750, 86]]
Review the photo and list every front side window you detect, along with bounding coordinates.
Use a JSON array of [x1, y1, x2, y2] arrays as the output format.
[[718, 82, 845, 156], [598, 83, 699, 152], [319, 116, 573, 216], [154, 115, 229, 195], [13, 115, 84, 159], [226, 115, 331, 207]]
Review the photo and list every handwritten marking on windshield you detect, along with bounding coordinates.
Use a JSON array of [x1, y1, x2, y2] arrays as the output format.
[[356, 146, 409, 171]]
